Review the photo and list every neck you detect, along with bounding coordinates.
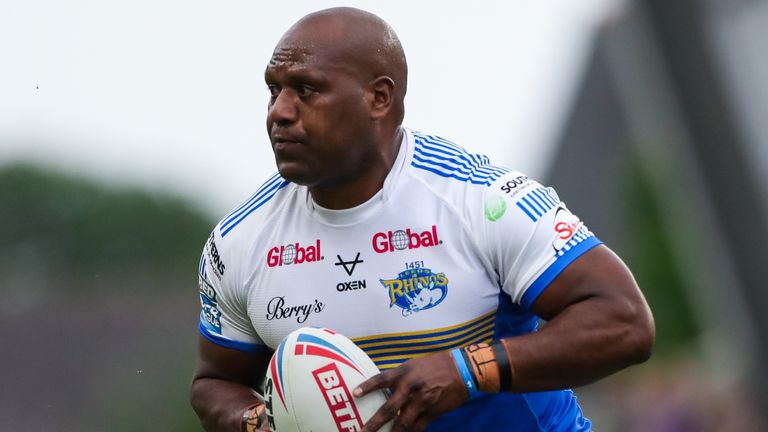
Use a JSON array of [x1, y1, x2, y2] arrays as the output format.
[[309, 127, 403, 210]]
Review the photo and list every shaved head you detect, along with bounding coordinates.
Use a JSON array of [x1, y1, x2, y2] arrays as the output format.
[[271, 7, 408, 122], [264, 8, 408, 207]]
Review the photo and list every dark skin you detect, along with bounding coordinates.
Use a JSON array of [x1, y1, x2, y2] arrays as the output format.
[[191, 8, 406, 430], [190, 7, 655, 432], [264, 9, 406, 209], [355, 245, 654, 431], [190, 339, 270, 431]]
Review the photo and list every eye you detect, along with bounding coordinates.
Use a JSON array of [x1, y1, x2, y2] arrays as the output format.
[[296, 84, 316, 99], [267, 84, 280, 100]]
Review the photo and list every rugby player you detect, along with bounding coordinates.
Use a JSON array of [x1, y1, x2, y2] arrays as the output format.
[[190, 7, 655, 431]]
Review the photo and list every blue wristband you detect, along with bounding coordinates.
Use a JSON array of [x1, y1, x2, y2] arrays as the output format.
[[451, 348, 478, 399]]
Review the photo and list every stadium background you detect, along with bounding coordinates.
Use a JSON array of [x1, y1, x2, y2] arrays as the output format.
[[2, 0, 767, 430]]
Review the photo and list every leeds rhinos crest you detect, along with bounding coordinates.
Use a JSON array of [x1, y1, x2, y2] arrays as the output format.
[[380, 268, 448, 316]]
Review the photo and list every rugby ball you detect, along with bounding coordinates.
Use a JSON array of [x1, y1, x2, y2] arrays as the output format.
[[263, 327, 392, 432]]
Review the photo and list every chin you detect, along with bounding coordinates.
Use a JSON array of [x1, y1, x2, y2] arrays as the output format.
[[276, 163, 316, 186]]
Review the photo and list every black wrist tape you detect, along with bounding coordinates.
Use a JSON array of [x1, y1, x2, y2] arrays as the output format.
[[492, 340, 512, 391]]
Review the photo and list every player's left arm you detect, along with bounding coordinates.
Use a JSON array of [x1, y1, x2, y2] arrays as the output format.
[[356, 239, 654, 431], [500, 244, 654, 391]]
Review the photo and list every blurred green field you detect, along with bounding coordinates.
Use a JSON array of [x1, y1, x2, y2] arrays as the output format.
[[0, 164, 210, 431]]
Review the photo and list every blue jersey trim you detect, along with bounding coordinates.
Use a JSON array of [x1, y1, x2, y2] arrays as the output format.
[[410, 132, 510, 186], [412, 152, 506, 181], [355, 313, 495, 346], [517, 187, 561, 222], [222, 172, 281, 224], [363, 324, 493, 353], [413, 140, 507, 179], [220, 175, 290, 237], [521, 237, 602, 309], [198, 322, 271, 353], [366, 331, 494, 364], [516, 201, 537, 222]]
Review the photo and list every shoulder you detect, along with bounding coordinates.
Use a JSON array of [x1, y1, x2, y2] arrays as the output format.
[[215, 171, 295, 240], [403, 129, 531, 215], [204, 172, 296, 271], [407, 130, 513, 188]]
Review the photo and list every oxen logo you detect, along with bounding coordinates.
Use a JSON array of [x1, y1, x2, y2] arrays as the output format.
[[380, 268, 448, 316]]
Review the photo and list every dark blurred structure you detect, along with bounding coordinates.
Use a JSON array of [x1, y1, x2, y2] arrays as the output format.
[[548, 0, 768, 429]]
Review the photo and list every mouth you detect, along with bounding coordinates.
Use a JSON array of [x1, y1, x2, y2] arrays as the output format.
[[272, 140, 303, 153], [271, 131, 305, 147]]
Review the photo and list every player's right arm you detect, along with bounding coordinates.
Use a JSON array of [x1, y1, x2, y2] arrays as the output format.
[[191, 231, 272, 431], [191, 337, 270, 431]]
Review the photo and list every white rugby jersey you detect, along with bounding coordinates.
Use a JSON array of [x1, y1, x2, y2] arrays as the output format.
[[198, 128, 599, 430]]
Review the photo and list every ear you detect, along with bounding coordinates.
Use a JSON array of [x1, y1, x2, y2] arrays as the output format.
[[368, 75, 396, 120]]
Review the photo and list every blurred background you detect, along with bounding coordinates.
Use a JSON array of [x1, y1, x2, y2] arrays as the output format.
[[1, 0, 766, 430]]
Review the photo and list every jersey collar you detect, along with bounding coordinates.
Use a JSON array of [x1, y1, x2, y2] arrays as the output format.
[[304, 128, 412, 227]]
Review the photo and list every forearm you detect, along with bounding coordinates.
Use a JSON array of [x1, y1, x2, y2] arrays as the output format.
[[190, 377, 263, 432], [503, 295, 654, 392], [459, 295, 653, 396]]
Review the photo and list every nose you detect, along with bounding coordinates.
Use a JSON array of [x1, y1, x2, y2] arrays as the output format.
[[268, 89, 298, 126]]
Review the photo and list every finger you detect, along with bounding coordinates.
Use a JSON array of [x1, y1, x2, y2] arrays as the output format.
[[354, 370, 395, 397], [361, 384, 409, 432], [390, 399, 422, 432], [258, 408, 270, 432]]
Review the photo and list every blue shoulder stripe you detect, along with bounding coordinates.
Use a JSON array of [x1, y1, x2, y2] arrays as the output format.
[[516, 187, 561, 222], [411, 132, 510, 186], [415, 135, 501, 176], [219, 173, 290, 237], [224, 173, 280, 223]]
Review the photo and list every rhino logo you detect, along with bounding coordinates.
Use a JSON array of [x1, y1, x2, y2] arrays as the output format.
[[380, 268, 448, 316]]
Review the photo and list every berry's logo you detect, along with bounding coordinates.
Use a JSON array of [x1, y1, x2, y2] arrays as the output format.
[[371, 225, 441, 253], [380, 268, 448, 316], [266, 240, 322, 267]]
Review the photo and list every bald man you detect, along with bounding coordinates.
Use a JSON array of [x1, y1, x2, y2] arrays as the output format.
[[190, 7, 654, 432]]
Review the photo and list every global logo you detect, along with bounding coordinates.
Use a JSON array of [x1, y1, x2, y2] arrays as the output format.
[[282, 245, 296, 264], [371, 225, 441, 254], [380, 268, 448, 316], [267, 240, 323, 267]]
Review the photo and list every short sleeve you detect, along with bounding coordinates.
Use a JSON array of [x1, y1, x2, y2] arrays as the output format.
[[197, 231, 269, 353], [481, 172, 602, 309]]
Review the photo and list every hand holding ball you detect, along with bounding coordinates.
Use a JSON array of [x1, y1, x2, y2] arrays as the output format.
[[263, 327, 392, 432]]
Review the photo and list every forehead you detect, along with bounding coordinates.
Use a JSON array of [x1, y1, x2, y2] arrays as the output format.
[[265, 26, 361, 79], [266, 44, 333, 81], [268, 43, 313, 70]]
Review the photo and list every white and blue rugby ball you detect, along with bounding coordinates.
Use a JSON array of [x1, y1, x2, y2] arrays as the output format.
[[263, 327, 392, 432]]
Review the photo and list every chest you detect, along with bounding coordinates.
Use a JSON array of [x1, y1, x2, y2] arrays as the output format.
[[245, 209, 501, 350]]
